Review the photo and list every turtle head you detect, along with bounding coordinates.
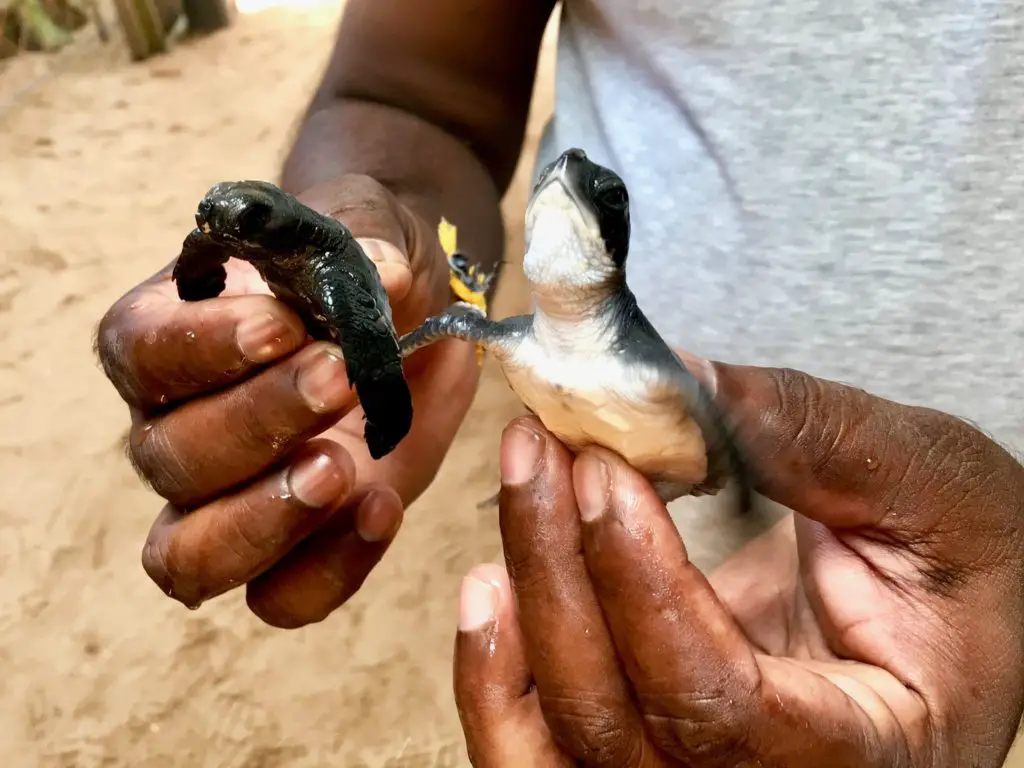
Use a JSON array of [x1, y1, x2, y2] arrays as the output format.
[[194, 180, 303, 253], [523, 147, 630, 293]]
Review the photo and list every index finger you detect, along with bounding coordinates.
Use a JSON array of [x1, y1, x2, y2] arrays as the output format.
[[96, 263, 308, 412], [497, 417, 660, 767]]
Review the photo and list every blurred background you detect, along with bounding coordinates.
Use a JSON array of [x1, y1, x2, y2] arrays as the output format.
[[0, 1, 1020, 765]]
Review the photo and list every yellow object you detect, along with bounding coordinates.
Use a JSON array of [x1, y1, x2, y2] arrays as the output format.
[[439, 217, 489, 368], [438, 217, 459, 260], [449, 270, 489, 315]]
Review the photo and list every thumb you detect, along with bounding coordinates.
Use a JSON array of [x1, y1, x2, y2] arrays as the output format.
[[356, 237, 412, 302], [691, 356, 1018, 535], [293, 173, 444, 329]]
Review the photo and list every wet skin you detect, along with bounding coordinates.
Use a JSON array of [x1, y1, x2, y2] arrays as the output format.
[[172, 180, 413, 459]]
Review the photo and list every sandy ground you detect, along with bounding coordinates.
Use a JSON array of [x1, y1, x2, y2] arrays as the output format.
[[0, 4, 550, 765], [1, 3, 1021, 766]]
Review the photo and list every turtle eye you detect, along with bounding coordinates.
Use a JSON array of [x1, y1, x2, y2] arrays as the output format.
[[595, 182, 628, 211], [236, 200, 272, 235]]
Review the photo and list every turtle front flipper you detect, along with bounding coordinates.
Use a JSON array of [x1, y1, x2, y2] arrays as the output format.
[[172, 229, 230, 301], [399, 304, 531, 359], [307, 258, 413, 460]]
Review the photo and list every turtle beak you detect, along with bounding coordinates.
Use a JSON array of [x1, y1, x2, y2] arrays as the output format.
[[555, 147, 588, 172], [524, 147, 601, 250], [195, 198, 213, 231], [529, 148, 590, 220], [535, 147, 587, 193]]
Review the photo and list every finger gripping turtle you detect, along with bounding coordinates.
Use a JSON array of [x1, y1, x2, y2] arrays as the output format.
[[401, 148, 755, 511], [171, 180, 412, 460]]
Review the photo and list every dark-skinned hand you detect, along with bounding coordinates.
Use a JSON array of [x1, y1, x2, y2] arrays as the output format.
[[453, 360, 1024, 767], [95, 175, 478, 627]]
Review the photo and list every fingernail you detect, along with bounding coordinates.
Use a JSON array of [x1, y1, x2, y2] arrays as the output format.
[[355, 490, 403, 542], [574, 453, 610, 522], [237, 312, 292, 363], [458, 574, 497, 632], [676, 350, 718, 396], [358, 238, 412, 295], [357, 237, 408, 267], [500, 424, 543, 486], [288, 453, 345, 507], [297, 347, 349, 413]]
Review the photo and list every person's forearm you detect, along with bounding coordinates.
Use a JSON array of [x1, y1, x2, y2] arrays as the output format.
[[280, 98, 509, 295]]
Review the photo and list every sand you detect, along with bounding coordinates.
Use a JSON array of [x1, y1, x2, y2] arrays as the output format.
[[0, 4, 550, 764], [0, 4, 1020, 766]]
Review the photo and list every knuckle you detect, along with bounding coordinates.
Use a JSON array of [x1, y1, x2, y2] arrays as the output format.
[[221, 378, 313, 469], [141, 533, 172, 594], [129, 421, 200, 506], [637, 691, 755, 765], [538, 691, 640, 766], [94, 305, 118, 367], [122, 428, 157, 493], [891, 408, 1023, 580], [236, 385, 298, 455], [219, 493, 284, 572], [766, 367, 890, 490], [313, 174, 418, 258], [141, 519, 200, 606], [904, 409, 996, 495], [95, 303, 146, 407], [322, 173, 396, 220], [770, 367, 845, 465], [503, 551, 550, 597], [339, 172, 388, 197]]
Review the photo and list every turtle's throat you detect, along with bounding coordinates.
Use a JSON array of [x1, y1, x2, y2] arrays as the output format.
[[529, 277, 622, 325], [531, 281, 620, 355]]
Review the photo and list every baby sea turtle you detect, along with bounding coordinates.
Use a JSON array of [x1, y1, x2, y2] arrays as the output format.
[[401, 148, 754, 511], [171, 180, 412, 460]]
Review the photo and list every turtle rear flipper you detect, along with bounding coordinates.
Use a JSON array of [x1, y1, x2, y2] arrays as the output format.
[[307, 257, 413, 460], [172, 229, 229, 301], [359, 366, 414, 459]]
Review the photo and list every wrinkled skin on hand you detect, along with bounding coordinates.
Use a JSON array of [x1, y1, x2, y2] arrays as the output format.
[[95, 174, 480, 627], [453, 361, 1024, 768]]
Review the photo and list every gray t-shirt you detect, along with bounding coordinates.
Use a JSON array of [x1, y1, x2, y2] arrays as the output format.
[[535, 0, 1024, 569]]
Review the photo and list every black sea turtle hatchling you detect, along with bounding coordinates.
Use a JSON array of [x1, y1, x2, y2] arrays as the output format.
[[401, 148, 754, 511], [171, 180, 412, 460]]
